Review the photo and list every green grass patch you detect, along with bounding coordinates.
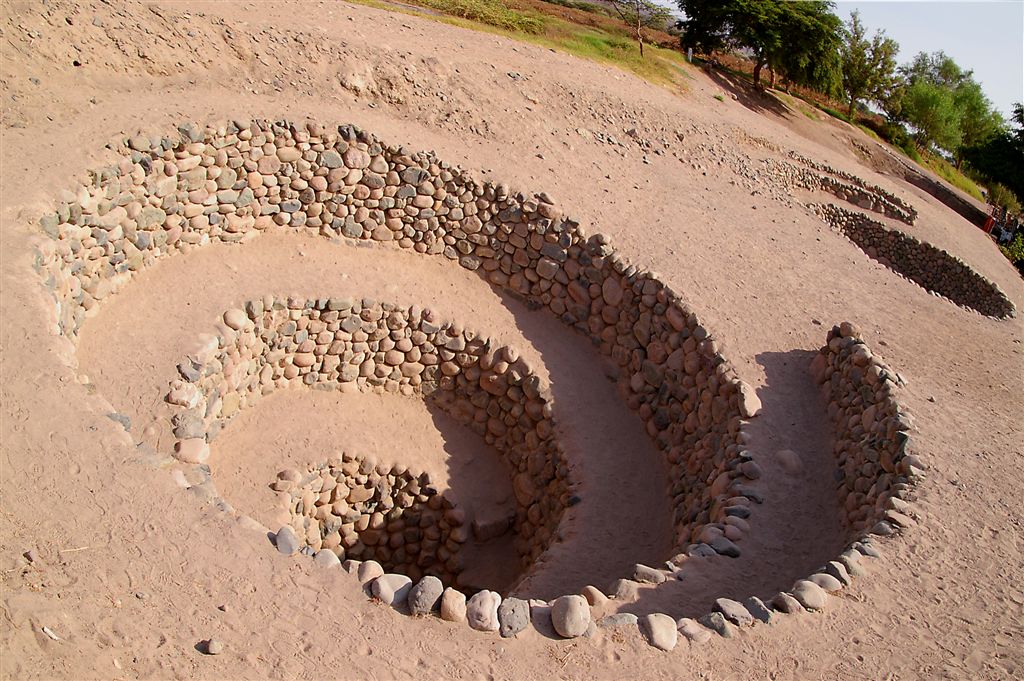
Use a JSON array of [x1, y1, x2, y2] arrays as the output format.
[[352, 0, 692, 91], [922, 155, 985, 201], [818, 106, 851, 123], [542, 0, 611, 16], [855, 124, 882, 142], [412, 0, 546, 33]]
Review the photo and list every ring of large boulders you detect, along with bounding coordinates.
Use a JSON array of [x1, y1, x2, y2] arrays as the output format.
[[813, 204, 1014, 319], [30, 119, 924, 649]]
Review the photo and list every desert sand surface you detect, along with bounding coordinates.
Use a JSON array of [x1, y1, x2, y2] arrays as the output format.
[[1, 1, 1022, 679]]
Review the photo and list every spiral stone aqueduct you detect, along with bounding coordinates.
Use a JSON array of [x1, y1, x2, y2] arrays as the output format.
[[30, 118, 1007, 649]]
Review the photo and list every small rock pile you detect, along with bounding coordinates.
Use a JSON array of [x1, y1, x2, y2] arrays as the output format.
[[814, 204, 1014, 319], [273, 454, 466, 586], [165, 296, 569, 578], [811, 321, 920, 536]]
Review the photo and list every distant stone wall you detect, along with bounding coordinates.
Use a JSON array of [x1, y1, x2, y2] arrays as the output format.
[[164, 297, 568, 579], [34, 119, 763, 588], [814, 204, 1014, 319], [789, 151, 918, 225], [811, 322, 921, 536]]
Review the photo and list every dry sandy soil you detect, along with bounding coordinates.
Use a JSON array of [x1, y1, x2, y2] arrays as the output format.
[[1, 1, 1023, 679]]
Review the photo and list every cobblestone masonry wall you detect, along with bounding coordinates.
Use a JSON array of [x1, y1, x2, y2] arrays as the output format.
[[273, 453, 467, 587], [25, 120, 936, 648], [33, 118, 761, 589], [814, 203, 1014, 319], [164, 296, 569, 581], [811, 322, 922, 536]]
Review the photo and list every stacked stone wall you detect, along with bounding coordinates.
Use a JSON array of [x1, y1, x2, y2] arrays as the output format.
[[814, 204, 1014, 319], [165, 296, 568, 579], [34, 119, 761, 582], [273, 453, 467, 586], [810, 322, 921, 535], [788, 151, 918, 225]]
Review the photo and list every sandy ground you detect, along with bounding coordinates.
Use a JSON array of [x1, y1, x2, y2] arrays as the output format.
[[1, 1, 1022, 679]]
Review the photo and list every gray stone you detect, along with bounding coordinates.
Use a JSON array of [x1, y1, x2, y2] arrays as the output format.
[[466, 590, 500, 632], [497, 597, 529, 638], [710, 535, 741, 558], [698, 611, 734, 638], [275, 526, 299, 555], [808, 572, 843, 592], [771, 592, 804, 614], [824, 560, 852, 586], [321, 150, 343, 168], [408, 576, 444, 616], [838, 550, 866, 577], [598, 613, 638, 628], [313, 550, 340, 568], [400, 167, 429, 185], [203, 638, 224, 655], [791, 580, 828, 610], [357, 560, 384, 584], [641, 613, 677, 651], [371, 573, 412, 607], [714, 597, 753, 626], [172, 411, 205, 439], [743, 596, 773, 624], [688, 543, 717, 557], [608, 578, 639, 601], [551, 595, 590, 638], [677, 617, 712, 644], [106, 412, 131, 431], [853, 541, 882, 558], [633, 563, 666, 584]]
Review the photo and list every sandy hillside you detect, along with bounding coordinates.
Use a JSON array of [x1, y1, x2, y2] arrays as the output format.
[[1, 1, 1022, 679]]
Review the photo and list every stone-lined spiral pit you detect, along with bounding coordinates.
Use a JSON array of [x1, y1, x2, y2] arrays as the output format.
[[813, 204, 1014, 319], [164, 296, 570, 592], [32, 118, 772, 646]]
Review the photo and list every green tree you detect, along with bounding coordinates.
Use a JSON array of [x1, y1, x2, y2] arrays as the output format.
[[893, 51, 1004, 156], [952, 79, 1004, 162], [607, 0, 672, 57], [677, 0, 842, 91], [773, 1, 843, 96], [900, 78, 961, 151], [963, 103, 1024, 206], [840, 10, 899, 117]]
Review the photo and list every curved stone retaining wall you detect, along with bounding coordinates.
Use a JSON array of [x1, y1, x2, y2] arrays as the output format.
[[34, 120, 762, 570], [789, 151, 918, 225], [814, 203, 1015, 319], [274, 454, 467, 586], [810, 322, 921, 536], [165, 297, 569, 582]]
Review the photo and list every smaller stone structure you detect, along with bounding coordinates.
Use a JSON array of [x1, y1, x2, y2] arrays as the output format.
[[814, 203, 1014, 319], [273, 454, 466, 586]]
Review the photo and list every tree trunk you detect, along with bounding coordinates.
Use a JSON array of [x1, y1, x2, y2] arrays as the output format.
[[848, 99, 856, 118], [753, 57, 765, 86], [636, 16, 644, 58]]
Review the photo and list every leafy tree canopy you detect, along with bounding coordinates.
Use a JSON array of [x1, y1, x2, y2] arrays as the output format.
[[840, 10, 899, 116], [676, 0, 842, 93]]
